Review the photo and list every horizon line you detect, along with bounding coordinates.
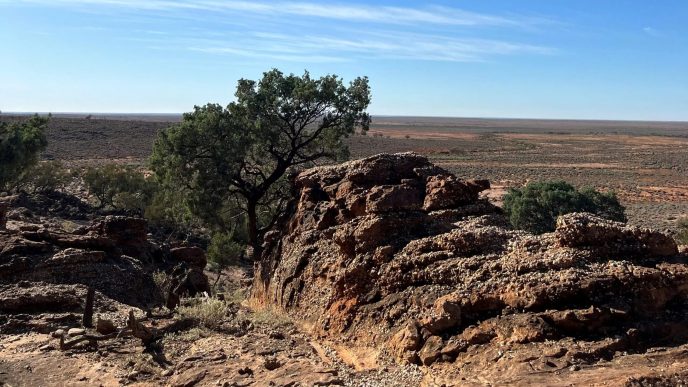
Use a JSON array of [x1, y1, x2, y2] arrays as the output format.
[[3, 111, 688, 124]]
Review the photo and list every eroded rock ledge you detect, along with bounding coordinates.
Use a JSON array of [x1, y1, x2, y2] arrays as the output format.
[[0, 207, 210, 330], [252, 152, 688, 383]]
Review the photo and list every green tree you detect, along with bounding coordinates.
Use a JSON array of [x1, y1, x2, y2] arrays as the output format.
[[151, 69, 371, 258], [15, 161, 71, 193], [503, 180, 626, 234], [0, 115, 49, 191]]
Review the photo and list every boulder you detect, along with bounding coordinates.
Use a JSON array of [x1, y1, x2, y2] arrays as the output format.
[[252, 153, 688, 370], [423, 176, 489, 211], [101, 216, 148, 244], [0, 283, 83, 313], [418, 335, 444, 366], [555, 212, 678, 257], [418, 294, 462, 334], [96, 317, 118, 334], [389, 321, 422, 363], [0, 212, 208, 308]]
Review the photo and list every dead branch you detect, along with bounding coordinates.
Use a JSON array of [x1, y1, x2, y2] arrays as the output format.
[[59, 329, 132, 351]]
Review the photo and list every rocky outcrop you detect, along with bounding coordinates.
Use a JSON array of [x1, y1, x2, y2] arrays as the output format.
[[252, 152, 688, 380], [0, 208, 210, 312]]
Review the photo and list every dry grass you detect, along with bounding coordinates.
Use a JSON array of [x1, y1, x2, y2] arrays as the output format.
[[246, 306, 293, 329], [177, 296, 230, 330]]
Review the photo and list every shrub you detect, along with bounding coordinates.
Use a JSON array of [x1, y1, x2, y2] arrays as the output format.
[[152, 270, 172, 302], [81, 164, 157, 212], [208, 232, 244, 271], [144, 188, 198, 232], [0, 115, 49, 191], [207, 231, 245, 288], [15, 161, 71, 193], [503, 180, 626, 234], [177, 296, 229, 330], [677, 218, 688, 245]]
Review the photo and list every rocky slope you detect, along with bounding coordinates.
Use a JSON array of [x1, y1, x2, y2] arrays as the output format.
[[0, 194, 209, 334], [252, 152, 688, 385]]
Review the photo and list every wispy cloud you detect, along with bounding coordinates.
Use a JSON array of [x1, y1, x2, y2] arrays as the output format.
[[6, 0, 557, 63], [13, 0, 549, 27], [643, 26, 662, 37], [182, 31, 554, 63]]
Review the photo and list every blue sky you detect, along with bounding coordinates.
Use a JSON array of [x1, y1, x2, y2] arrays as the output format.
[[1, 1, 687, 120]]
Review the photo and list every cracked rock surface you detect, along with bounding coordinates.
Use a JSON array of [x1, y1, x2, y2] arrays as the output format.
[[253, 152, 688, 385]]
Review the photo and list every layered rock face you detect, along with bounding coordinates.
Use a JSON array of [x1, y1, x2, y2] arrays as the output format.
[[252, 153, 688, 376], [0, 209, 210, 321]]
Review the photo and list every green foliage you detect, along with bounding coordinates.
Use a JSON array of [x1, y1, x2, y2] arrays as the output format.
[[151, 69, 371, 257], [144, 187, 198, 231], [503, 180, 626, 234], [677, 218, 688, 245], [15, 161, 71, 193], [207, 231, 244, 271], [81, 164, 157, 212], [0, 115, 49, 191]]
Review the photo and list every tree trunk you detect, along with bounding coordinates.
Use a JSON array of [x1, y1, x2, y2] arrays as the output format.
[[247, 199, 262, 260], [213, 268, 222, 290]]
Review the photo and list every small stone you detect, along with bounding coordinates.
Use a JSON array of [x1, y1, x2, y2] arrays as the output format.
[[161, 369, 174, 377], [67, 328, 86, 337], [127, 371, 139, 380], [238, 367, 253, 376], [39, 344, 55, 351], [569, 364, 581, 372], [418, 335, 444, 366], [264, 357, 281, 370], [96, 317, 117, 335], [51, 329, 66, 338], [171, 370, 207, 387]]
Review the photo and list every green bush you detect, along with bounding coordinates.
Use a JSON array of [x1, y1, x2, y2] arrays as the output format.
[[677, 218, 688, 245], [144, 187, 201, 233], [0, 115, 49, 191], [206, 231, 246, 289], [81, 164, 157, 212], [15, 161, 71, 193], [207, 232, 244, 271], [503, 180, 626, 234]]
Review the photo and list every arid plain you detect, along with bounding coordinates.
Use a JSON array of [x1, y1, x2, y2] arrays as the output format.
[[39, 114, 688, 233]]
